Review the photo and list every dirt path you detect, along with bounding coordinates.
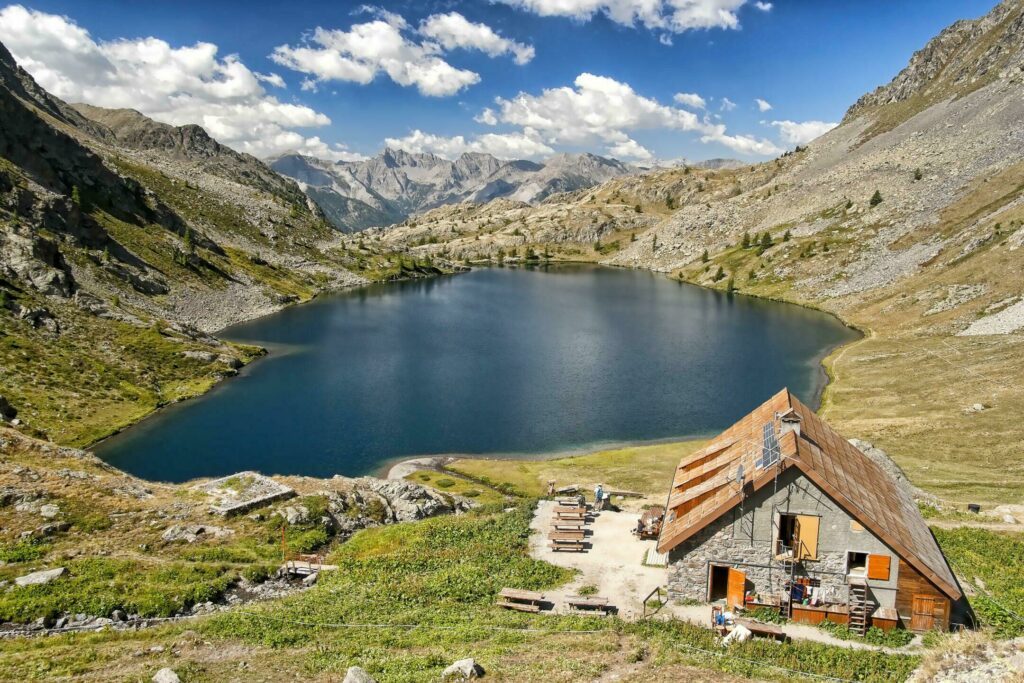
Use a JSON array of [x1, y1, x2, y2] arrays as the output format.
[[529, 500, 667, 619]]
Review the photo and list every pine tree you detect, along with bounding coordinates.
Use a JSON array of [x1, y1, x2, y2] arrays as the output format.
[[783, 230, 791, 242], [634, 204, 642, 213], [630, 232, 637, 242], [666, 196, 675, 210], [713, 265, 725, 282], [870, 190, 883, 207], [913, 168, 923, 181], [741, 232, 751, 249], [760, 232, 773, 250], [726, 276, 735, 293], [183, 226, 194, 253], [701, 249, 709, 263], [652, 234, 658, 250]]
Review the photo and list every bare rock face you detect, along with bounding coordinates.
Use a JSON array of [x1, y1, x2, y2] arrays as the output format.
[[161, 524, 233, 543], [15, 567, 66, 586], [0, 230, 74, 297], [270, 149, 631, 232], [357, 477, 474, 523], [848, 438, 937, 505]]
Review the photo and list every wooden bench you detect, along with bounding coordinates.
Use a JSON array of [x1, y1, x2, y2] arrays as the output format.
[[551, 522, 585, 531], [549, 529, 586, 540], [566, 595, 610, 616], [735, 618, 787, 642], [554, 509, 586, 521], [555, 498, 584, 508], [549, 538, 586, 552], [497, 588, 545, 612]]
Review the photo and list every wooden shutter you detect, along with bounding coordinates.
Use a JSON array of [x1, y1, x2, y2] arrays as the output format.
[[867, 554, 891, 581], [796, 515, 819, 560], [727, 568, 747, 609]]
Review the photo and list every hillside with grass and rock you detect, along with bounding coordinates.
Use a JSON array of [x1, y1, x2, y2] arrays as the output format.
[[369, 0, 1024, 504], [0, 40, 457, 446]]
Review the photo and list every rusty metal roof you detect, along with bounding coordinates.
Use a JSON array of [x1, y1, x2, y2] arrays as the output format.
[[657, 388, 961, 600]]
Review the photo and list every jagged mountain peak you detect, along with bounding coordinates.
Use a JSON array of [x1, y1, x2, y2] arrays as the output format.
[[271, 147, 631, 232], [844, 0, 1024, 123]]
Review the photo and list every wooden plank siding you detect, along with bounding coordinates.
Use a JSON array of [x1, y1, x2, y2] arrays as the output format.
[[895, 559, 950, 631]]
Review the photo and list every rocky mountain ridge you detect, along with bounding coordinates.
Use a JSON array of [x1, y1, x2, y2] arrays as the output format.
[[0, 39, 435, 445], [270, 147, 632, 232]]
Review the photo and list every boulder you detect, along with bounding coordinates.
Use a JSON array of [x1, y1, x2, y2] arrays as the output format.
[[161, 524, 233, 543], [15, 567, 67, 586], [0, 395, 16, 421], [441, 658, 485, 681], [343, 666, 377, 683], [39, 503, 60, 519], [182, 350, 217, 363], [276, 504, 310, 525], [152, 668, 181, 683]]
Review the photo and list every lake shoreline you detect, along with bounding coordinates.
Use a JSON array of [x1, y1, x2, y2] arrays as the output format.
[[92, 264, 860, 482]]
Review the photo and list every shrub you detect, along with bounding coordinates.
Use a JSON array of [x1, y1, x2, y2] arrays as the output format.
[[870, 190, 883, 207], [434, 478, 457, 489]]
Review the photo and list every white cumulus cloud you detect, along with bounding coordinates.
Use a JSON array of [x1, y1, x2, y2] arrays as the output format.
[[497, 0, 751, 33], [272, 10, 531, 97], [0, 4, 350, 160], [755, 97, 772, 112], [419, 12, 534, 65], [384, 128, 554, 160], [474, 107, 499, 125], [754, 2, 773, 10], [720, 96, 736, 111], [608, 138, 653, 161], [770, 119, 838, 146], [673, 92, 706, 109]]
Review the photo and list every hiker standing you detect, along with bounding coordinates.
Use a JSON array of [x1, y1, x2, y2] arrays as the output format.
[[594, 483, 604, 511]]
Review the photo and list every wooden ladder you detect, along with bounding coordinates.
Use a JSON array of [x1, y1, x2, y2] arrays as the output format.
[[848, 578, 870, 636]]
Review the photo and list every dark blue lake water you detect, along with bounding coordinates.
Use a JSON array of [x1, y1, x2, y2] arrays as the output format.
[[95, 265, 858, 482]]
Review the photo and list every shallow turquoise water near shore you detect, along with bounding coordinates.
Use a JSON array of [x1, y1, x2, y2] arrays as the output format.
[[96, 265, 859, 482]]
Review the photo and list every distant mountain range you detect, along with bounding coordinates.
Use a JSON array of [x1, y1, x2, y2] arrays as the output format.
[[269, 148, 633, 232]]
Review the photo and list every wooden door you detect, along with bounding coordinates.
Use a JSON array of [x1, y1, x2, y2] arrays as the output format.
[[727, 568, 746, 609], [795, 515, 819, 560], [910, 594, 950, 631]]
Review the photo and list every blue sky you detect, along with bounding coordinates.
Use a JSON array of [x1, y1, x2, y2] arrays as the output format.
[[0, 1, 998, 163]]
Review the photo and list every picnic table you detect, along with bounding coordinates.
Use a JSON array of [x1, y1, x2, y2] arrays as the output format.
[[548, 529, 586, 540], [566, 596, 610, 616], [555, 498, 585, 508], [554, 506, 586, 521], [735, 618, 787, 642], [496, 588, 545, 612], [635, 505, 664, 539], [548, 537, 586, 552], [551, 522, 585, 531]]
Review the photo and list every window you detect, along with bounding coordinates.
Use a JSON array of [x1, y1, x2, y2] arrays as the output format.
[[847, 552, 891, 581], [847, 551, 868, 576], [776, 513, 819, 561]]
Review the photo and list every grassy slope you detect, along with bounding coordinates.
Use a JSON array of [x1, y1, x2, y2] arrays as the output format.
[[448, 440, 706, 502], [674, 168, 1024, 503], [0, 502, 920, 682]]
